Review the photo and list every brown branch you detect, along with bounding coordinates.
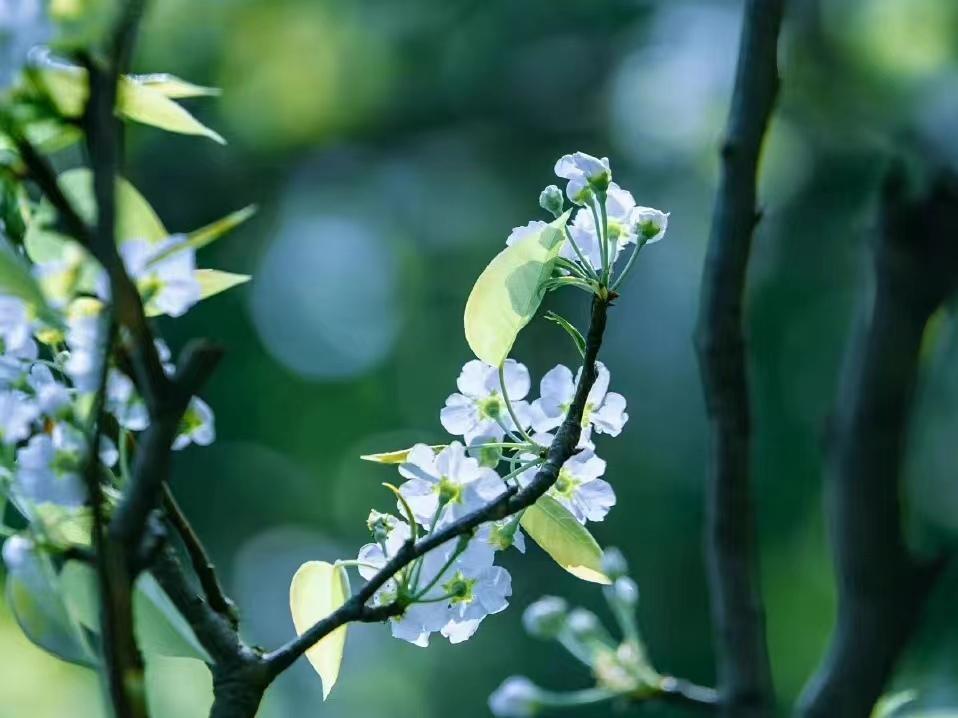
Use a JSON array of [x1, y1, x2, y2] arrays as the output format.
[[162, 485, 239, 626], [693, 1, 785, 716], [797, 168, 958, 718]]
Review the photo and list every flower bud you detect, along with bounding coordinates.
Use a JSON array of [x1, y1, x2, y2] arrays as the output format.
[[488, 676, 541, 717], [630, 206, 669, 244], [366, 510, 396, 543], [566, 608, 602, 641], [611, 576, 639, 607], [522, 595, 568, 639], [601, 547, 628, 579], [538, 185, 564, 218]]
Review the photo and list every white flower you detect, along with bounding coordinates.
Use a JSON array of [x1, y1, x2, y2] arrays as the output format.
[[440, 359, 533, 443], [106, 370, 149, 431], [398, 443, 505, 528], [489, 676, 542, 717], [530, 362, 628, 444], [118, 236, 201, 318], [357, 515, 512, 646], [504, 221, 549, 248], [560, 182, 637, 270], [555, 152, 611, 204], [630, 206, 669, 245], [0, 389, 38, 445], [0, 296, 34, 355], [27, 364, 69, 417], [14, 424, 87, 506], [65, 312, 105, 393], [519, 436, 615, 523], [172, 397, 215, 450]]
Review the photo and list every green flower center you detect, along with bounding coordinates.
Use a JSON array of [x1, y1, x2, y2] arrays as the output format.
[[478, 395, 503, 420], [437, 477, 461, 505], [442, 571, 477, 605]]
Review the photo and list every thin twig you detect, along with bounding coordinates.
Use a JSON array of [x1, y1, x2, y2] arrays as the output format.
[[162, 484, 239, 627], [693, 0, 785, 715]]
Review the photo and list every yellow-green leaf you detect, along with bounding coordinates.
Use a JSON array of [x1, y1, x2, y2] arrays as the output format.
[[31, 65, 225, 144], [25, 168, 168, 249], [0, 239, 47, 308], [196, 269, 250, 299], [360, 444, 447, 464], [117, 77, 225, 144], [183, 205, 256, 253], [289, 561, 350, 700], [127, 73, 221, 99], [520, 494, 610, 585], [464, 210, 570, 366]]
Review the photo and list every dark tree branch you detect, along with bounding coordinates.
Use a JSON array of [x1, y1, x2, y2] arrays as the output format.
[[797, 168, 958, 718], [693, 1, 785, 716], [162, 485, 239, 626]]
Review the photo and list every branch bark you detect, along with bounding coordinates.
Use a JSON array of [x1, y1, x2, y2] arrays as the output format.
[[797, 168, 958, 718], [693, 1, 785, 716]]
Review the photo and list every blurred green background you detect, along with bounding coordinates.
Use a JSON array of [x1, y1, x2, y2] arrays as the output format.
[[6, 0, 958, 715]]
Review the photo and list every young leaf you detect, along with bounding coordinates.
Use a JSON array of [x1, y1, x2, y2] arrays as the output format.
[[5, 540, 95, 666], [117, 77, 226, 145], [520, 495, 610, 585], [26, 168, 168, 248], [464, 210, 571, 366], [197, 269, 249, 299], [289, 561, 350, 700], [0, 238, 47, 308], [127, 73, 221, 99], [360, 444, 447, 464], [544, 311, 586, 358], [148, 205, 257, 264]]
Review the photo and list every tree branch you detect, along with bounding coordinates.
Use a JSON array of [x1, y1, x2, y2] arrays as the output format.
[[162, 484, 239, 626], [693, 1, 785, 716], [797, 168, 958, 718]]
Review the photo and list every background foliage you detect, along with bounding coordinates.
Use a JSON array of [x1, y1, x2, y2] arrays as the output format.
[[4, 0, 958, 715]]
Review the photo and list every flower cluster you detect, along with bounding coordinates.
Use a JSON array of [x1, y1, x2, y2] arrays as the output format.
[[0, 236, 217, 551], [347, 151, 666, 652]]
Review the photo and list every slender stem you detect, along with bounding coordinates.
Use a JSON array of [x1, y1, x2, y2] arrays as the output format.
[[539, 687, 615, 709], [610, 237, 648, 292], [589, 199, 608, 283], [598, 192, 611, 285], [501, 459, 542, 485], [562, 225, 600, 281], [498, 363, 534, 444], [553, 257, 592, 280]]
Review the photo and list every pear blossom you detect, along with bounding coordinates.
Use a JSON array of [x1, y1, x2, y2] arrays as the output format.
[[630, 206, 669, 245], [398, 442, 505, 527], [554, 152, 611, 204], [489, 676, 542, 717], [106, 370, 149, 431], [13, 424, 87, 506], [504, 221, 549, 248], [357, 515, 511, 646], [517, 433, 615, 524], [64, 312, 105, 392], [116, 236, 201, 318], [172, 397, 215, 450], [440, 359, 533, 443], [0, 296, 34, 355], [0, 389, 38, 444], [27, 365, 69, 417], [560, 183, 638, 270], [531, 362, 628, 444]]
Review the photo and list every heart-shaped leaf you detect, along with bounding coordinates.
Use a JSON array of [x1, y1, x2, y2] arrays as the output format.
[[464, 211, 570, 366], [289, 561, 350, 700]]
